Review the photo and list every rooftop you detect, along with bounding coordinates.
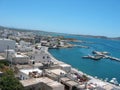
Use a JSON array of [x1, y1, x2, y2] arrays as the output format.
[[33, 62, 43, 67], [0, 38, 14, 41], [14, 53, 29, 58], [20, 68, 42, 75], [16, 62, 43, 69], [15, 54, 24, 57], [16, 64, 33, 69], [45, 80, 63, 88], [65, 80, 78, 86], [60, 77, 71, 82], [20, 77, 63, 88], [0, 55, 5, 60], [49, 69, 66, 76], [59, 63, 71, 67]]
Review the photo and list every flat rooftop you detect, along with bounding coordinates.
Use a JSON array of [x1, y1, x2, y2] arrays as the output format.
[[20, 68, 42, 75], [0, 38, 14, 41], [33, 62, 43, 67], [60, 77, 78, 87], [16, 64, 33, 69], [59, 63, 71, 67], [14, 53, 28, 58], [60, 77, 71, 82], [20, 77, 63, 88], [0, 55, 5, 60], [49, 69, 66, 76], [16, 63, 43, 69], [65, 80, 78, 86]]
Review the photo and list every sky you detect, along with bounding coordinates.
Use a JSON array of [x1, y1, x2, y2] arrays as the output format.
[[0, 0, 120, 37]]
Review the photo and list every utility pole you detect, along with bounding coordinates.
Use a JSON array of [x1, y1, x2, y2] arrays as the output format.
[[6, 45, 9, 60]]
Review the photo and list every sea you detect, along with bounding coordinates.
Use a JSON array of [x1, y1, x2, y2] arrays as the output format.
[[48, 35, 120, 83]]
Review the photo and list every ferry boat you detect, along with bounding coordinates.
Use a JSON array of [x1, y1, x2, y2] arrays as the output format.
[[82, 55, 103, 60], [92, 50, 110, 56]]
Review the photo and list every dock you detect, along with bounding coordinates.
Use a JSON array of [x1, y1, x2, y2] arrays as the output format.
[[82, 51, 120, 62], [107, 56, 120, 62]]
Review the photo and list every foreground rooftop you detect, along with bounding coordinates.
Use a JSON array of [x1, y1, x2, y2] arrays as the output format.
[[20, 77, 64, 88]]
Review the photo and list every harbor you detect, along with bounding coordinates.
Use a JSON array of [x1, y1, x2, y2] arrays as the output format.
[[49, 36, 120, 86], [47, 47, 120, 89]]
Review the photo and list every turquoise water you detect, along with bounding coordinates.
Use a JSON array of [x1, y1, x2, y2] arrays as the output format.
[[49, 35, 120, 83]]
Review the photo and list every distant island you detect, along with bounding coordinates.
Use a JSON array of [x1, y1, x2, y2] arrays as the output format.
[[0, 25, 120, 40], [75, 34, 120, 40]]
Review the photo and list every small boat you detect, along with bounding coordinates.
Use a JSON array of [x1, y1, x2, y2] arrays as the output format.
[[90, 55, 103, 60], [82, 56, 90, 59], [82, 55, 102, 60], [92, 51, 110, 56]]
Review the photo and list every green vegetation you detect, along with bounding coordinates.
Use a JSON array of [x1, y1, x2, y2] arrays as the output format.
[[0, 60, 24, 90], [0, 60, 9, 66], [0, 60, 9, 71]]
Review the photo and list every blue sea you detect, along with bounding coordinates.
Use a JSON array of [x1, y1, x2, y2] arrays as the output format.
[[49, 35, 120, 83]]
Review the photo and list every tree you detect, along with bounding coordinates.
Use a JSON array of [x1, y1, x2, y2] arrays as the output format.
[[0, 67, 24, 90]]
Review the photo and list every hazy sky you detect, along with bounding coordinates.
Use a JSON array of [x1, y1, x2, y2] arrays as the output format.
[[0, 0, 120, 37]]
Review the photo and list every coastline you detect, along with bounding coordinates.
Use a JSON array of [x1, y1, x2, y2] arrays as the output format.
[[45, 46, 120, 89]]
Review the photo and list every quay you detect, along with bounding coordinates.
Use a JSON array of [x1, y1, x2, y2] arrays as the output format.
[[82, 51, 120, 62], [107, 56, 120, 62]]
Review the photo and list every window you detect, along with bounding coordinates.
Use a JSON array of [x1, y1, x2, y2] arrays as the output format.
[[43, 56, 45, 59]]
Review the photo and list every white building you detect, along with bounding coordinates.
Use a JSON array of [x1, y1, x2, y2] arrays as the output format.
[[19, 68, 42, 80], [46, 68, 67, 81], [59, 64, 71, 73], [5, 50, 30, 64], [17, 45, 33, 52], [19, 40, 31, 47], [1, 29, 9, 38], [31, 50, 52, 64], [16, 40, 32, 52], [0, 39, 16, 52], [41, 40, 48, 46]]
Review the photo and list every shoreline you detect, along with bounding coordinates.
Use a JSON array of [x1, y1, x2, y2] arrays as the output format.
[[44, 46, 120, 89]]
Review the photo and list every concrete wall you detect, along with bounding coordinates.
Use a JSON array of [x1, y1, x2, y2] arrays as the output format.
[[12, 57, 29, 64], [32, 51, 51, 63], [18, 72, 30, 80], [5, 50, 30, 64]]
